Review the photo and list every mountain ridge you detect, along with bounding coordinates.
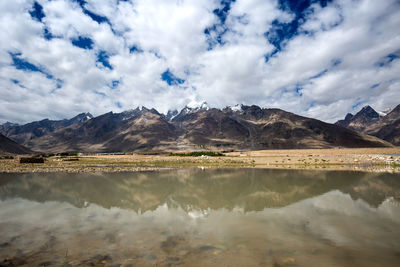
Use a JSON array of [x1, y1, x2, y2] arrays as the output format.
[[335, 105, 380, 132], [0, 112, 93, 147], [336, 104, 400, 145], [0, 105, 394, 153]]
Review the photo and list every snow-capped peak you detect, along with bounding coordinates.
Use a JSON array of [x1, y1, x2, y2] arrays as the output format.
[[186, 101, 209, 110], [229, 104, 243, 112]]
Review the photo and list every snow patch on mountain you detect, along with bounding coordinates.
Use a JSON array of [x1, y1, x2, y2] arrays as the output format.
[[121, 108, 141, 121], [229, 104, 243, 112], [186, 101, 209, 110], [165, 109, 179, 121], [83, 113, 94, 121]]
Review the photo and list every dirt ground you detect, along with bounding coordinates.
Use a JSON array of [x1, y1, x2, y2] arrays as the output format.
[[226, 147, 400, 172], [0, 147, 399, 173]]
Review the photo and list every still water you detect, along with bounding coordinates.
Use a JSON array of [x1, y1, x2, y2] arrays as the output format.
[[0, 168, 399, 266]]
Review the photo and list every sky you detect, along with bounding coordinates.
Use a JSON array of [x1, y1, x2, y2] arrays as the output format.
[[0, 0, 399, 124]]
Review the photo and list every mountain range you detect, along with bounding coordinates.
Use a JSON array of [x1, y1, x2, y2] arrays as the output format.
[[335, 104, 400, 145], [0, 103, 397, 154]]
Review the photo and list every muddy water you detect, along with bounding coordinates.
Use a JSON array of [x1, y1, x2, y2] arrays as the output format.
[[0, 169, 399, 266]]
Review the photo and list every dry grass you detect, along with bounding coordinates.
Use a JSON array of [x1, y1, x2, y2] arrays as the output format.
[[0, 154, 251, 173], [0, 147, 399, 173]]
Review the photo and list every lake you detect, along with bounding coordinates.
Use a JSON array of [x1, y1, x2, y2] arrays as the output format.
[[0, 168, 399, 266]]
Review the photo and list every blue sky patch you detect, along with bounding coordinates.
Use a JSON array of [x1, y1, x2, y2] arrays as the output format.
[[266, 0, 333, 52], [307, 58, 341, 80], [265, 20, 297, 51], [161, 69, 185, 86], [204, 26, 227, 49], [111, 80, 120, 88], [29, 1, 45, 22], [310, 69, 328, 79], [73, 0, 111, 25], [56, 79, 63, 89], [264, 49, 280, 63], [278, 0, 331, 14], [204, 0, 236, 50], [10, 79, 27, 90], [296, 86, 303, 96], [10, 52, 49, 76], [376, 51, 400, 67], [289, 57, 341, 96], [50, 79, 63, 93], [97, 51, 113, 70], [129, 45, 143, 54], [74, 0, 86, 8], [83, 8, 110, 25], [9, 53, 65, 91], [213, 0, 236, 24], [71, 36, 94, 50], [11, 53, 41, 72], [43, 27, 54, 40], [371, 83, 380, 89]]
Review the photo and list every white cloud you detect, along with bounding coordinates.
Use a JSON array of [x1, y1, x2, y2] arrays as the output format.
[[0, 0, 399, 124], [302, 4, 342, 32], [43, 0, 98, 38]]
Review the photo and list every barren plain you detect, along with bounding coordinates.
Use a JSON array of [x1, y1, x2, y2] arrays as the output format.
[[1, 147, 399, 173]]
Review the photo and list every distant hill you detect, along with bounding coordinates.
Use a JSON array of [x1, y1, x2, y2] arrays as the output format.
[[0, 133, 32, 154], [0, 104, 392, 153], [336, 104, 400, 145], [0, 112, 93, 147]]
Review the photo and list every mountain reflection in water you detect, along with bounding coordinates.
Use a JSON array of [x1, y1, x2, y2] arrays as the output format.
[[0, 168, 399, 267]]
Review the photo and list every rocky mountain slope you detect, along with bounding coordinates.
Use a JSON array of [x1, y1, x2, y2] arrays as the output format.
[[0, 104, 392, 153], [0, 112, 93, 147], [335, 105, 380, 132], [23, 107, 177, 153], [336, 104, 400, 145], [0, 133, 32, 154], [173, 105, 389, 150]]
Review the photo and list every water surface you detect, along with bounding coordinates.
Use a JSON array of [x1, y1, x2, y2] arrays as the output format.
[[0, 168, 399, 266]]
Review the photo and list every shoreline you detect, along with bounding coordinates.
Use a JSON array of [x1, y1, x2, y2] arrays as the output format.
[[0, 147, 399, 173]]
